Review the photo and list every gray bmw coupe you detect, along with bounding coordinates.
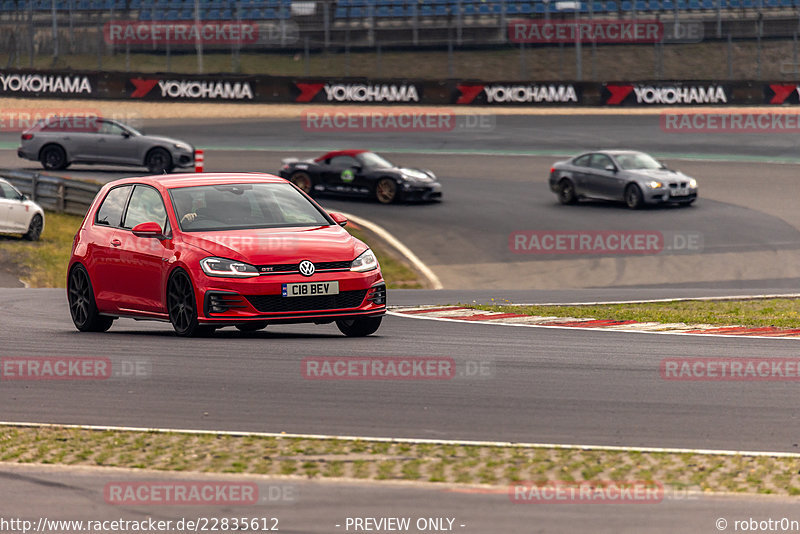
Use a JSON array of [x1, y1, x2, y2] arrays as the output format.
[[549, 150, 698, 209]]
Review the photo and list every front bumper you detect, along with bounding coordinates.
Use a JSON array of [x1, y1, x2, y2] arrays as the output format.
[[400, 181, 443, 202], [193, 268, 386, 325], [644, 188, 698, 204], [172, 149, 195, 168]]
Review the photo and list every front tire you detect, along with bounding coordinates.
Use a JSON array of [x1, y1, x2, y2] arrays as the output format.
[[40, 144, 68, 170], [557, 179, 577, 205], [22, 214, 43, 241], [167, 269, 212, 337], [375, 178, 397, 204], [146, 147, 174, 174], [67, 265, 114, 332], [625, 184, 644, 210], [336, 316, 382, 337]]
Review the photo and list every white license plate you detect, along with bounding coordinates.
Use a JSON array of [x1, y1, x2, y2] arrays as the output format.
[[282, 281, 339, 297], [671, 188, 688, 197]]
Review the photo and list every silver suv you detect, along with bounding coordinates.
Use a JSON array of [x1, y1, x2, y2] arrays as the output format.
[[18, 117, 194, 174]]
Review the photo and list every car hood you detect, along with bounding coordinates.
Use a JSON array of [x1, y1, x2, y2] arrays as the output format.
[[179, 225, 363, 265], [624, 168, 691, 182]]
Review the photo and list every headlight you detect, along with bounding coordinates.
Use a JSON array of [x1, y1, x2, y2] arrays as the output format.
[[647, 181, 663, 189], [688, 179, 697, 188], [200, 257, 259, 278], [173, 142, 191, 151], [351, 249, 378, 272]]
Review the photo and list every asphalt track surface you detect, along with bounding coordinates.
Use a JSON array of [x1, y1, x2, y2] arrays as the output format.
[[3, 114, 800, 530], [4, 287, 800, 454]]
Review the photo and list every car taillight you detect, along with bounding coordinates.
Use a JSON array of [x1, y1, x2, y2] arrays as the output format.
[[21, 133, 33, 140], [550, 167, 555, 174]]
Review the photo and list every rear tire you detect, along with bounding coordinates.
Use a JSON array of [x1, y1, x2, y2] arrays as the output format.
[[67, 265, 114, 332], [375, 178, 397, 204], [557, 179, 577, 205], [336, 316, 382, 337], [40, 145, 68, 170], [146, 147, 174, 174], [625, 184, 644, 210], [290, 172, 313, 195], [22, 214, 43, 241]]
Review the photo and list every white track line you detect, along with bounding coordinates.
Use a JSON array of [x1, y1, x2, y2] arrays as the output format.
[[339, 211, 443, 290], [388, 311, 800, 340], [514, 293, 800, 306], [2, 421, 798, 458]]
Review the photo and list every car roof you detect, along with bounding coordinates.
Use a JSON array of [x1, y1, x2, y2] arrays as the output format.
[[314, 149, 368, 162], [104, 172, 289, 190], [576, 150, 646, 157]]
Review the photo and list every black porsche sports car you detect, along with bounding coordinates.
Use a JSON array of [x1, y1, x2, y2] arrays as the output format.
[[279, 150, 442, 204]]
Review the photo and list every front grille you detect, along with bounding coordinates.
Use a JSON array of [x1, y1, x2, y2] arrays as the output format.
[[256, 260, 351, 274], [245, 290, 368, 313]]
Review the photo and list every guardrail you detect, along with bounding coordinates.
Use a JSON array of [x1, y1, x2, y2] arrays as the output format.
[[0, 169, 101, 216]]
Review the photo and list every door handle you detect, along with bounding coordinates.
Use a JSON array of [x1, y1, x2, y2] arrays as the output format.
[[111, 239, 122, 247]]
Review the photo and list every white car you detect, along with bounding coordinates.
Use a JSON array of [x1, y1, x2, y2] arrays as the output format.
[[0, 178, 45, 241]]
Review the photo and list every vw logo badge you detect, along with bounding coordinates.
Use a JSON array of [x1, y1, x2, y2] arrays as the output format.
[[298, 260, 315, 277]]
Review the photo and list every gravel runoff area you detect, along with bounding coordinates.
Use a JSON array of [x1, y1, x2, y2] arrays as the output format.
[[1, 424, 800, 497], [1, 98, 794, 120]]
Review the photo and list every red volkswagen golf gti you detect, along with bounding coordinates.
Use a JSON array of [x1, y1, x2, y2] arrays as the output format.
[[67, 173, 386, 337]]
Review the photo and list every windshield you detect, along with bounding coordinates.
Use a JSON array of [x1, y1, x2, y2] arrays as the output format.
[[170, 183, 331, 232], [358, 152, 394, 168], [615, 152, 664, 170]]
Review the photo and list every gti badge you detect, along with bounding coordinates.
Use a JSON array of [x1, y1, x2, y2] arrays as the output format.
[[299, 260, 315, 277]]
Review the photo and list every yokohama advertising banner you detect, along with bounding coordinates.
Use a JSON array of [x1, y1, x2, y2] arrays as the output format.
[[453, 82, 583, 105], [602, 82, 731, 106]]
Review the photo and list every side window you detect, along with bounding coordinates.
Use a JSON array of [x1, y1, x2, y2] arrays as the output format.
[[99, 121, 125, 135], [0, 182, 18, 199], [95, 186, 132, 227], [590, 154, 613, 170], [329, 156, 359, 167], [122, 185, 167, 230], [573, 154, 591, 167]]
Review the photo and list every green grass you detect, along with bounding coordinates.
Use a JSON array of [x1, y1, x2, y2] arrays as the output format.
[[0, 210, 423, 288], [470, 299, 800, 329], [0, 211, 84, 287]]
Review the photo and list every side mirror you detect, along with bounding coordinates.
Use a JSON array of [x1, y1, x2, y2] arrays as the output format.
[[131, 221, 165, 239], [18, 193, 27, 201], [351, 165, 362, 172], [329, 212, 348, 227], [605, 164, 617, 172], [121, 131, 131, 138]]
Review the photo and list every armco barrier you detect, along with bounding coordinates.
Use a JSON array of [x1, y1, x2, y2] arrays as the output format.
[[0, 169, 101, 216], [0, 68, 784, 106]]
